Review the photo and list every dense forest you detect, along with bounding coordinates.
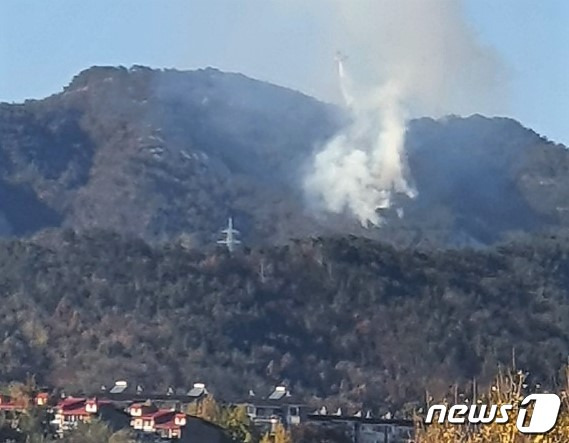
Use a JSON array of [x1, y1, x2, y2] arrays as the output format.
[[0, 229, 567, 411]]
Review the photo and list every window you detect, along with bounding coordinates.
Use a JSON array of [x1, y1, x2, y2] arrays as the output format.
[[289, 407, 299, 417]]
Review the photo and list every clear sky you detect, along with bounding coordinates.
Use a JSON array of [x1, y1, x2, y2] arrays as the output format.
[[1, 0, 567, 145]]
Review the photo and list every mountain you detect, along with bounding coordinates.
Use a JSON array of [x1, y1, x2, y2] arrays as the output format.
[[0, 65, 568, 246], [400, 115, 569, 246], [1, 231, 569, 410], [2, 68, 569, 409], [0, 66, 341, 246]]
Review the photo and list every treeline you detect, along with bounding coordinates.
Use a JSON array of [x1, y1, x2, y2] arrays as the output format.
[[0, 230, 568, 410]]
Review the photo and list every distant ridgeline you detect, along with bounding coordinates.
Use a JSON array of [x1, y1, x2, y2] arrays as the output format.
[[0, 66, 569, 247], [0, 230, 569, 410]]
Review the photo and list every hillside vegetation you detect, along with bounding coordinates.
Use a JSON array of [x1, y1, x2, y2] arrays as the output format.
[[1, 66, 569, 247], [0, 230, 568, 410]]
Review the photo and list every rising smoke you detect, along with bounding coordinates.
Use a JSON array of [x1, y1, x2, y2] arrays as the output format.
[[303, 0, 505, 226]]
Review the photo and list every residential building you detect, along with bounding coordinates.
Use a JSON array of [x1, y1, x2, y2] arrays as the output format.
[[35, 392, 50, 407], [51, 397, 130, 437], [0, 395, 19, 412], [127, 404, 186, 439], [52, 397, 97, 434], [307, 413, 414, 443], [238, 386, 305, 432]]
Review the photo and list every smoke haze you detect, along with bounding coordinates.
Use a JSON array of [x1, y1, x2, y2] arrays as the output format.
[[301, 0, 506, 225]]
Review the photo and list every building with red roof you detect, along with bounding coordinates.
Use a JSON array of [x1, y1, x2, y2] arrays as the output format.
[[52, 397, 115, 435], [127, 402, 187, 439], [35, 392, 49, 407], [0, 395, 18, 411]]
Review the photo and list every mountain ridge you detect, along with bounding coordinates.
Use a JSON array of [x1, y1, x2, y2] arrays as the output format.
[[1, 65, 568, 247]]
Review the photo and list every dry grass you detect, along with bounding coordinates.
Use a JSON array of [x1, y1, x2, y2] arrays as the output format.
[[414, 367, 569, 442]]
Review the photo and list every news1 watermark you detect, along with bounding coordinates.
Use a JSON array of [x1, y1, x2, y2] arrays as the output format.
[[425, 393, 561, 434]]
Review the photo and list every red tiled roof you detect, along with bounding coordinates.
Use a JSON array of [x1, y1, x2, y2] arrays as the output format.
[[0, 403, 17, 411], [154, 421, 181, 430], [59, 397, 111, 406], [57, 397, 111, 414], [154, 412, 188, 432], [59, 397, 84, 405], [59, 398, 86, 410], [141, 409, 174, 421], [62, 407, 90, 416], [0, 394, 29, 411]]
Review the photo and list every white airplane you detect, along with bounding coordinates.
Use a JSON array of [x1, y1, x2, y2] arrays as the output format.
[[217, 217, 241, 252]]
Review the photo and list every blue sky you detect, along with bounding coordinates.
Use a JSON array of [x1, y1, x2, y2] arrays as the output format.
[[1, 0, 567, 144]]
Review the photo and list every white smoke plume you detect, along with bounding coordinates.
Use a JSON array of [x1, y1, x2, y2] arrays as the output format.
[[303, 0, 505, 226]]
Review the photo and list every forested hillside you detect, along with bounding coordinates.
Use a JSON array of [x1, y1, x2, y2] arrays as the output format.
[[1, 66, 569, 247], [1, 230, 568, 411]]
